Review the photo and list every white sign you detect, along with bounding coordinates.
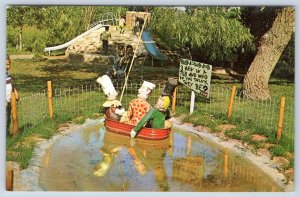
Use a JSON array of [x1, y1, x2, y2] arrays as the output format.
[[179, 59, 212, 97]]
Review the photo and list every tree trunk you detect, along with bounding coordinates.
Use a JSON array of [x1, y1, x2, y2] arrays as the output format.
[[19, 27, 23, 51], [243, 7, 295, 100]]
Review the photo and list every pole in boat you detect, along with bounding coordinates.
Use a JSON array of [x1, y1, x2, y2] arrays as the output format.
[[119, 13, 149, 102]]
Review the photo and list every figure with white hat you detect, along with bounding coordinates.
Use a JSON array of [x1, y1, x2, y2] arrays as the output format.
[[130, 78, 178, 138], [96, 75, 125, 121], [124, 81, 156, 126]]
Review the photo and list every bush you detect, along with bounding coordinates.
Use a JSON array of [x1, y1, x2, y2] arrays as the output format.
[[32, 53, 47, 62], [23, 26, 47, 52], [7, 25, 47, 54], [32, 37, 46, 53], [7, 25, 19, 51]]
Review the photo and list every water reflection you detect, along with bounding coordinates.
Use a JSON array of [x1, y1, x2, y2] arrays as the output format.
[[38, 123, 283, 191], [93, 126, 170, 191]]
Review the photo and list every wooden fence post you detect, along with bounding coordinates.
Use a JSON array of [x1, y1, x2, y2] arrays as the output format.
[[276, 96, 285, 141], [47, 81, 53, 118], [227, 85, 236, 119], [11, 92, 18, 138], [171, 87, 177, 114], [6, 168, 13, 191]]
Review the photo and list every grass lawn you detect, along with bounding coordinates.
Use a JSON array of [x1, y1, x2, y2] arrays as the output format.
[[10, 58, 179, 96]]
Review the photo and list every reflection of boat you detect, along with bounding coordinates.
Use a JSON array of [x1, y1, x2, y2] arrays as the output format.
[[104, 118, 171, 140], [103, 128, 170, 150], [101, 128, 170, 191], [93, 125, 170, 177]]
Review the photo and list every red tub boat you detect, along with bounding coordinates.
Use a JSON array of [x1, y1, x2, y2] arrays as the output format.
[[104, 118, 171, 140]]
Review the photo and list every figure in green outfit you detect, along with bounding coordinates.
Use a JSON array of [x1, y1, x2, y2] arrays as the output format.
[[130, 78, 178, 138]]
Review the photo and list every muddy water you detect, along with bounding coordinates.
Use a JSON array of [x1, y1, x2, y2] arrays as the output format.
[[38, 122, 283, 191]]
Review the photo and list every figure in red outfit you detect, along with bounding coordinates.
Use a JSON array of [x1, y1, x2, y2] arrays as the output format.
[[123, 81, 155, 125]]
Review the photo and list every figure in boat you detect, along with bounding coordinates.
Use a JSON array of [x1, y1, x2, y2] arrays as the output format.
[[96, 75, 125, 121], [130, 78, 178, 138], [123, 80, 156, 125]]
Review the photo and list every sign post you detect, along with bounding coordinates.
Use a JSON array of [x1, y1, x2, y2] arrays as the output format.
[[190, 91, 195, 114], [179, 59, 212, 114]]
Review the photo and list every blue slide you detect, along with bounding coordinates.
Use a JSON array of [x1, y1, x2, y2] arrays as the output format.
[[141, 29, 168, 61]]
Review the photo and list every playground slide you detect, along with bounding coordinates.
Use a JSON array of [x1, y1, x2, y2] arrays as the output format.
[[44, 23, 105, 52], [141, 29, 168, 61]]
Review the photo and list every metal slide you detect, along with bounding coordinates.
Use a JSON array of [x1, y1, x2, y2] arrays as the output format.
[[44, 18, 116, 53], [141, 28, 168, 61]]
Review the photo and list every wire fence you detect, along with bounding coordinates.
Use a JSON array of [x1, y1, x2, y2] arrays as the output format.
[[177, 84, 294, 135], [15, 81, 294, 137]]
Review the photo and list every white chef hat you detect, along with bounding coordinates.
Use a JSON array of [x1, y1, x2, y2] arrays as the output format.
[[142, 81, 156, 90], [137, 81, 156, 98], [96, 75, 118, 100]]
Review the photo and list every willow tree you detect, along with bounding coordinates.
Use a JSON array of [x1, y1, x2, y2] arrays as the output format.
[[243, 7, 295, 100], [151, 7, 254, 63]]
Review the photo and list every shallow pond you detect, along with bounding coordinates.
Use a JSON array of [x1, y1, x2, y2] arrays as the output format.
[[38, 122, 283, 191]]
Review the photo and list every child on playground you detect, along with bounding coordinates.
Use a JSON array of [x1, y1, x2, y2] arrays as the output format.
[[100, 26, 111, 54], [118, 16, 126, 34]]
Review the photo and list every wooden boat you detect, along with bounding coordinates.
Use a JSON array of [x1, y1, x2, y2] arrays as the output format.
[[104, 118, 171, 140]]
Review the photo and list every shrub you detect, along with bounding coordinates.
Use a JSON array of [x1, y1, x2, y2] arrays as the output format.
[[7, 25, 19, 51], [32, 37, 46, 53], [32, 53, 47, 62], [7, 25, 47, 53]]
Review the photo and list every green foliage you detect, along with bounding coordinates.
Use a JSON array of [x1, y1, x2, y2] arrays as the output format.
[[7, 6, 36, 27], [32, 119, 57, 140], [7, 25, 47, 53], [289, 159, 294, 168], [22, 26, 47, 52], [151, 7, 254, 63], [6, 26, 19, 49], [268, 145, 288, 158], [32, 38, 46, 53], [32, 53, 46, 62]]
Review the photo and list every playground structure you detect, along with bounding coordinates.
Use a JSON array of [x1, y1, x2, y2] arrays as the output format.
[[44, 13, 118, 54], [43, 11, 169, 84], [44, 11, 168, 64]]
